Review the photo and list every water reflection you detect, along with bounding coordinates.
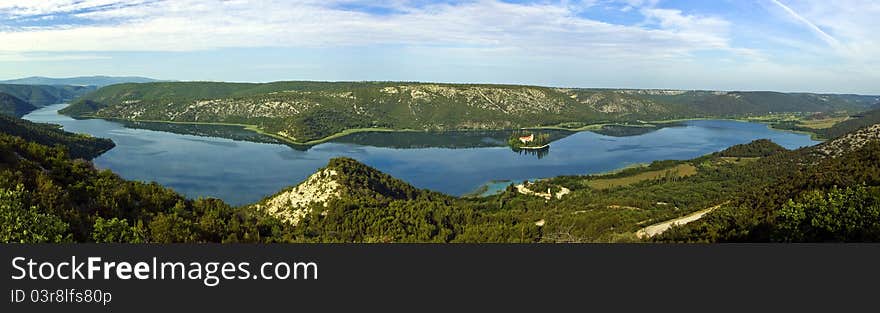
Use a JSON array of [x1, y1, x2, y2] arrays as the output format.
[[24, 104, 821, 205], [510, 146, 550, 159]]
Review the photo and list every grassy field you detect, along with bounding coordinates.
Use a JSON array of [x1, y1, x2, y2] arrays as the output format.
[[796, 117, 849, 129], [586, 164, 698, 190], [717, 157, 761, 165]]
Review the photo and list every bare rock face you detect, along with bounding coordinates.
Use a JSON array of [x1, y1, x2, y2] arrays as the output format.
[[254, 168, 341, 226], [815, 124, 880, 159]]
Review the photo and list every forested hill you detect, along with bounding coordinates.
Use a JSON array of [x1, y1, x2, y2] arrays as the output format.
[[0, 93, 36, 117], [714, 139, 788, 157], [815, 107, 880, 139], [253, 157, 444, 226], [0, 114, 114, 159], [0, 118, 274, 243], [0, 84, 95, 107], [658, 124, 880, 242], [61, 81, 879, 143]]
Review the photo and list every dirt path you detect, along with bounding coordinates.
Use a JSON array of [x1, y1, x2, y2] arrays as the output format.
[[515, 183, 571, 200], [635, 201, 729, 239]]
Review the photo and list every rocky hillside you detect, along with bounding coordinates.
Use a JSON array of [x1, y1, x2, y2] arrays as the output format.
[[0, 92, 36, 117], [253, 157, 435, 225], [814, 124, 880, 159], [61, 81, 878, 143]]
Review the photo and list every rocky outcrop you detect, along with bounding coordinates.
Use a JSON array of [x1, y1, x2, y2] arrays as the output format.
[[814, 124, 880, 159], [253, 157, 432, 226], [253, 168, 341, 226]]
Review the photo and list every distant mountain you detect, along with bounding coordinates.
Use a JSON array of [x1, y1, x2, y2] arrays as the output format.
[[61, 81, 880, 143], [0, 84, 95, 107], [0, 76, 164, 87], [0, 92, 36, 117]]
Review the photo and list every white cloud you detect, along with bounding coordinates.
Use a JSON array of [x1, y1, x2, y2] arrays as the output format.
[[0, 0, 743, 62], [4, 0, 875, 93], [769, 0, 841, 49], [0, 0, 149, 17], [0, 52, 110, 62]]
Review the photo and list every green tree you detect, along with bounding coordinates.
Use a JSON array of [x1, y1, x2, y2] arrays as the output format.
[[91, 217, 146, 243], [774, 186, 880, 242], [149, 212, 196, 243], [0, 185, 70, 243]]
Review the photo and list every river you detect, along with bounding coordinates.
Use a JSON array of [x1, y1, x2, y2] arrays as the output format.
[[24, 104, 820, 205]]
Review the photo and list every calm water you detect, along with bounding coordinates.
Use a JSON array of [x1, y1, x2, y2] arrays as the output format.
[[24, 104, 820, 205]]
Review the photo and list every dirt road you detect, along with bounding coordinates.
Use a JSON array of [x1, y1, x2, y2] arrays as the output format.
[[635, 202, 729, 239]]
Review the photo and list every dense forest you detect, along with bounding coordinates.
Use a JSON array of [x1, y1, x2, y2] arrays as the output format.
[[0, 124, 278, 243], [61, 81, 878, 143], [0, 114, 114, 159], [657, 139, 880, 242]]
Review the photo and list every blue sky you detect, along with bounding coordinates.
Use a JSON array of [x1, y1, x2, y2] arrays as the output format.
[[0, 0, 878, 94]]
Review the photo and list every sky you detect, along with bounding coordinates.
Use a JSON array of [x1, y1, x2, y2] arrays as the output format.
[[0, 0, 877, 94]]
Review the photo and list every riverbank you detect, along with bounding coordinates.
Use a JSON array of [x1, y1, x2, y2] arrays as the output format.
[[71, 114, 424, 146], [517, 144, 550, 150], [653, 116, 828, 142], [30, 104, 819, 205], [69, 112, 829, 150]]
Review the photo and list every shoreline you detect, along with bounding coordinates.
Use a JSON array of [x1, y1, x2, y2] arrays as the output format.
[[53, 108, 826, 202], [66, 111, 827, 148], [516, 144, 550, 150], [71, 114, 424, 146]]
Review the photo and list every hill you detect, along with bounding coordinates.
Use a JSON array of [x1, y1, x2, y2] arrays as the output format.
[[61, 81, 879, 143], [0, 114, 114, 159], [0, 76, 163, 87], [0, 93, 36, 117], [657, 124, 880, 242], [816, 107, 880, 139], [0, 84, 95, 107], [770, 106, 880, 139], [0, 118, 276, 243], [715, 139, 788, 158], [253, 157, 439, 226], [633, 90, 878, 115]]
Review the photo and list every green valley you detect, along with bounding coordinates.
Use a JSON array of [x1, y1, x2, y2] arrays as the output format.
[[5, 105, 880, 242], [1, 79, 879, 243]]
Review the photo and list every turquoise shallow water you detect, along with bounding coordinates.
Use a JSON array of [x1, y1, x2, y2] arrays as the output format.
[[25, 104, 820, 205]]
